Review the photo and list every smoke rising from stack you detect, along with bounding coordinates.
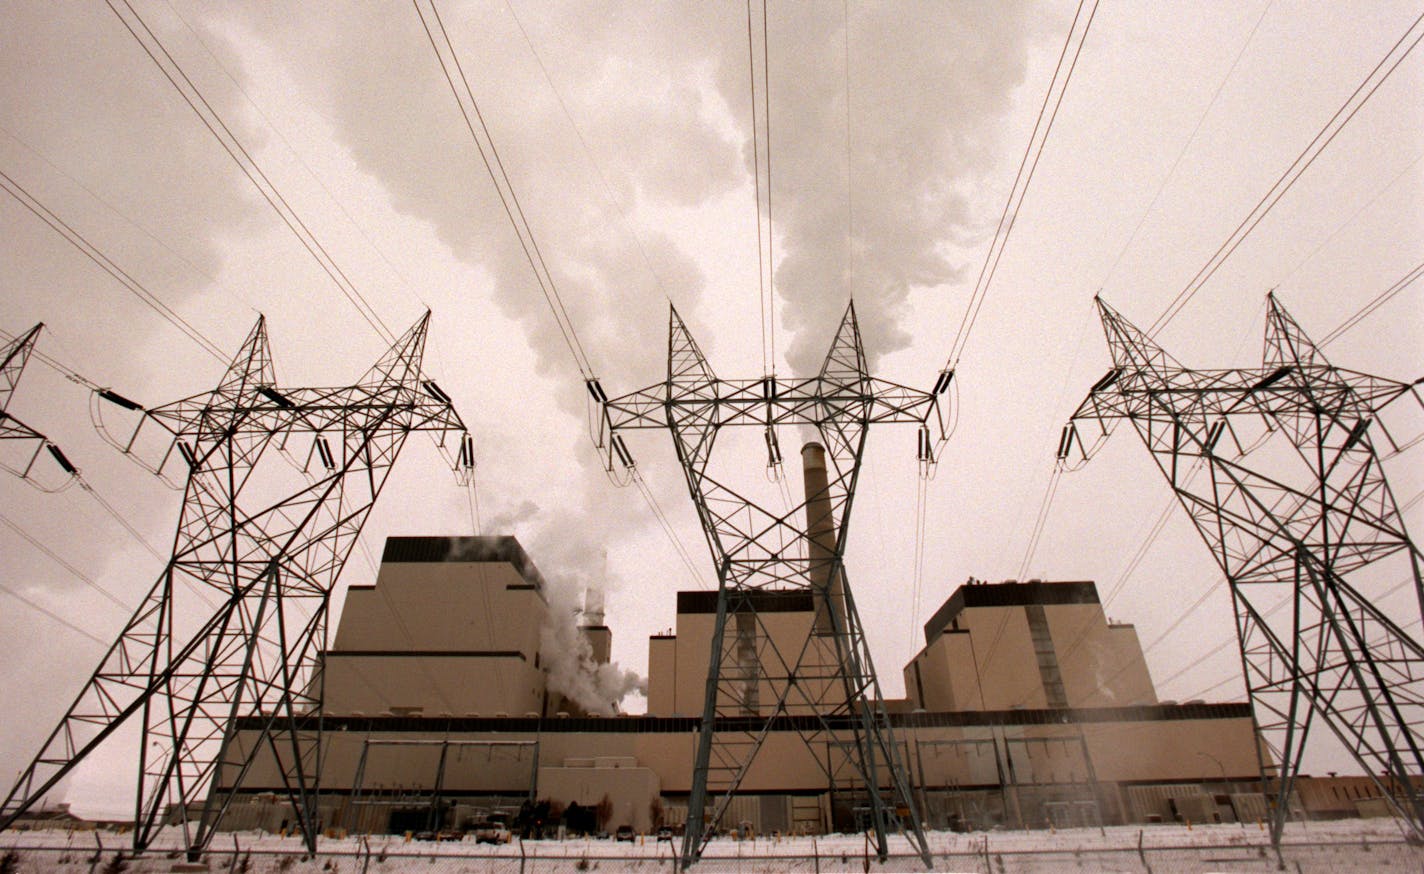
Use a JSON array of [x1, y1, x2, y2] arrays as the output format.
[[540, 582, 644, 716]]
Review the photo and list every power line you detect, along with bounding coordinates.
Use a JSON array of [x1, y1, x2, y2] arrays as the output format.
[[0, 511, 131, 612], [412, 0, 593, 380], [107, 0, 397, 345], [1100, 0, 1273, 290], [500, 1, 680, 307], [0, 168, 228, 363], [746, 0, 770, 377], [0, 581, 107, 648], [942, 0, 1098, 373], [632, 468, 709, 589], [1319, 258, 1424, 346], [1147, 10, 1424, 336], [414, 0, 706, 590]]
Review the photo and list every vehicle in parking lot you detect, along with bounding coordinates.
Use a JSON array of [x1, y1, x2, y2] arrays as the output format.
[[474, 819, 512, 844], [655, 827, 673, 842], [615, 825, 636, 842]]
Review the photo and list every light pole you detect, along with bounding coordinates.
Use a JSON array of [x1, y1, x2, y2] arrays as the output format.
[[1197, 752, 1242, 827]]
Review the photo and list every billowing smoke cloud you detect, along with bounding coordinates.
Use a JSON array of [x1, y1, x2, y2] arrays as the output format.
[[539, 597, 646, 716], [480, 502, 647, 714], [711, 3, 1040, 374]]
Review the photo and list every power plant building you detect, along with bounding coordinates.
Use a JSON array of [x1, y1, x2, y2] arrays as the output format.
[[216, 534, 1268, 836]]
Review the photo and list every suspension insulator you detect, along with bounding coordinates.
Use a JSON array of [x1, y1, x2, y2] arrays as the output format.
[[422, 380, 452, 404], [932, 369, 954, 396], [457, 433, 475, 469], [98, 389, 143, 411], [258, 386, 294, 409], [585, 379, 608, 404], [1056, 424, 1077, 460], [315, 435, 336, 471], [764, 426, 782, 466], [46, 443, 77, 475]]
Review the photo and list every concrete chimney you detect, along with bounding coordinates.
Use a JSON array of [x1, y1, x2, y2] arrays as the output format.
[[801, 442, 844, 635]]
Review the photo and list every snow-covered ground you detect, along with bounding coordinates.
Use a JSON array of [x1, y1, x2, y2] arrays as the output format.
[[3, 819, 1419, 872]]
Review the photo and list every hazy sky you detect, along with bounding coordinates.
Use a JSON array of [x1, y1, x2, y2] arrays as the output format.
[[1, 1, 1421, 815]]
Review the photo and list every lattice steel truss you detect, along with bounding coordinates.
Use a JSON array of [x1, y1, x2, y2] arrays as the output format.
[[1066, 293, 1424, 842], [601, 303, 942, 868], [0, 312, 473, 855], [0, 323, 78, 490]]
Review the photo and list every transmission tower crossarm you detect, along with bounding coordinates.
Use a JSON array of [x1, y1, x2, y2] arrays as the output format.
[[0, 322, 81, 489]]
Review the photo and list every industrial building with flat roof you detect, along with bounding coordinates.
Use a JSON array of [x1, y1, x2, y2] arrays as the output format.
[[215, 534, 1277, 836]]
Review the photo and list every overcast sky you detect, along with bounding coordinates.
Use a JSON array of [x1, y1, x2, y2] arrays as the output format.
[[1, 1, 1421, 815]]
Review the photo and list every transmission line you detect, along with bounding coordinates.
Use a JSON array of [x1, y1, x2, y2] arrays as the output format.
[[1100, 0, 1273, 290], [1147, 10, 1424, 336], [0, 169, 227, 363], [0, 511, 131, 612], [1320, 258, 1424, 346], [746, 0, 773, 377], [413, 0, 706, 588], [107, 0, 397, 344], [412, 0, 593, 379], [0, 580, 107, 648], [941, 0, 1098, 374]]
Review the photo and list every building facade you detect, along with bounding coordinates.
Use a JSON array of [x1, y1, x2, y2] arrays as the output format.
[[217, 538, 1277, 836]]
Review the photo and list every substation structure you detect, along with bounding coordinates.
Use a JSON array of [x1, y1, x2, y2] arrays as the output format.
[[0, 312, 474, 856], [1064, 293, 1424, 843]]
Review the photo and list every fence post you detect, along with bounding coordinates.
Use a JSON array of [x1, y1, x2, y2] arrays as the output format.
[[518, 835, 526, 874], [813, 837, 820, 874], [227, 835, 241, 874]]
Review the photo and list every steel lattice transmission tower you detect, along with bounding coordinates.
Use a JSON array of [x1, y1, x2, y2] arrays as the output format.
[[601, 303, 941, 868], [0, 312, 474, 855], [0, 323, 79, 488], [1065, 293, 1424, 842]]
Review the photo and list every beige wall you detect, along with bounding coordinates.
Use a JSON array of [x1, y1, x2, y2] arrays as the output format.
[[898, 584, 1159, 713], [647, 637, 677, 715], [224, 713, 1261, 796], [334, 561, 543, 656], [1049, 606, 1156, 707], [324, 654, 545, 717], [325, 554, 550, 717]]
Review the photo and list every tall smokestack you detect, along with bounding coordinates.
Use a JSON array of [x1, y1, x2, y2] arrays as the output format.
[[802, 442, 844, 635]]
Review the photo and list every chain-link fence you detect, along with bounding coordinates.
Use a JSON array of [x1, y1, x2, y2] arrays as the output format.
[[2, 835, 1420, 873]]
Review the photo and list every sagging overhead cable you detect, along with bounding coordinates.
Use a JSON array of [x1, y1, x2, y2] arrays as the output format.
[[942, 0, 1098, 374], [412, 0, 594, 382], [1148, 10, 1424, 336], [107, 0, 396, 345]]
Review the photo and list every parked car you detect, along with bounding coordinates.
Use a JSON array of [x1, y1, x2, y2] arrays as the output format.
[[655, 827, 673, 842], [474, 819, 512, 844], [615, 825, 636, 842]]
